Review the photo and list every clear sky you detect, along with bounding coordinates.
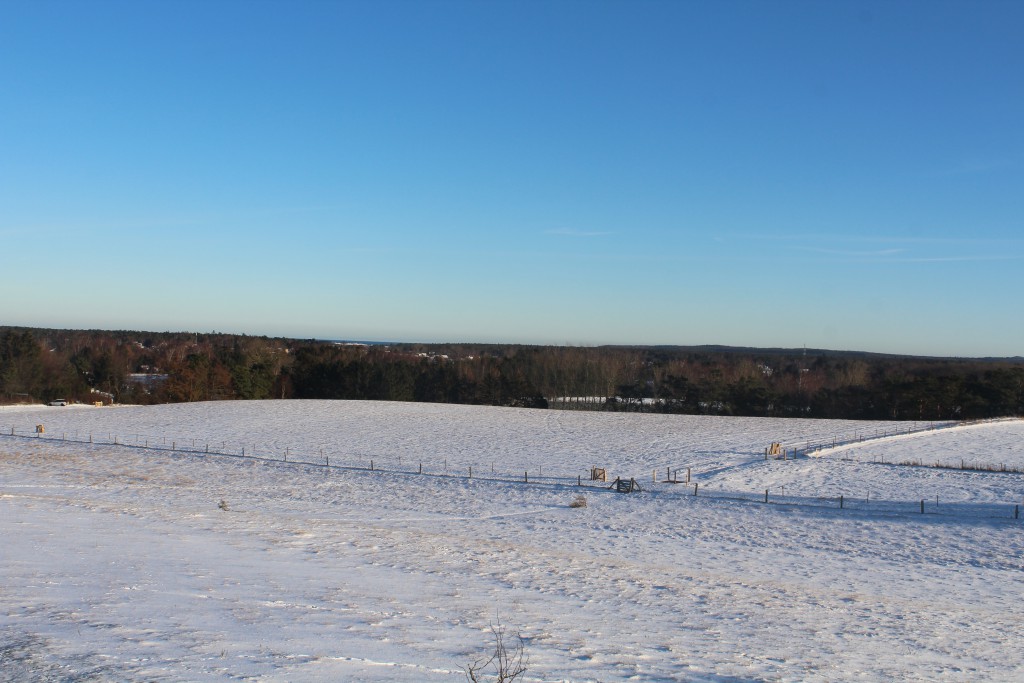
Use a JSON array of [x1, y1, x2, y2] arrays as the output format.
[[2, 0, 1021, 357]]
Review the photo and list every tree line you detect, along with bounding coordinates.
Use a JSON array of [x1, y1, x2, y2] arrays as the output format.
[[1, 326, 1022, 421]]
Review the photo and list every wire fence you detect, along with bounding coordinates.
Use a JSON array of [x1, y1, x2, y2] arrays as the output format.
[[0, 424, 585, 487], [2, 419, 1021, 523], [784, 419, 963, 457], [647, 480, 1022, 522]]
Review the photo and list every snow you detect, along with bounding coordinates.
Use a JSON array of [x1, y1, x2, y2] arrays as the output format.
[[2, 401, 1022, 682]]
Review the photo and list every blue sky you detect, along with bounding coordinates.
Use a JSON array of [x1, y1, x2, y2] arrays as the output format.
[[2, 0, 1021, 356]]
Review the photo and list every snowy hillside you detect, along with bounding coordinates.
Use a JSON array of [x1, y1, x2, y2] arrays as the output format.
[[2, 401, 1022, 682]]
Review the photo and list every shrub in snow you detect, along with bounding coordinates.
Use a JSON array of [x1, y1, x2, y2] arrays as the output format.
[[463, 617, 527, 683]]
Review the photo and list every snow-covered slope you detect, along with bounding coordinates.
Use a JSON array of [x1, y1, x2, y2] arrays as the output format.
[[2, 401, 1022, 682]]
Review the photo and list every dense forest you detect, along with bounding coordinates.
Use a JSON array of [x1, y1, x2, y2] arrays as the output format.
[[1, 326, 1022, 421]]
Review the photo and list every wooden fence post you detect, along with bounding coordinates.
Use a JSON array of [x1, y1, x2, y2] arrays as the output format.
[[693, 483, 698, 496], [765, 489, 769, 503]]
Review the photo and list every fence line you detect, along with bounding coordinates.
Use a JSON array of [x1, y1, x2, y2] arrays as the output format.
[[661, 481, 1021, 522], [786, 417, 1016, 458], [0, 424, 585, 488], [2, 422, 1020, 523]]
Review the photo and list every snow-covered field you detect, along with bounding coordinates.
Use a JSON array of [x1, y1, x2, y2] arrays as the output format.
[[2, 401, 1022, 682]]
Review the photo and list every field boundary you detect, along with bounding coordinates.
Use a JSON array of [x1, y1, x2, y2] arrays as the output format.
[[2, 418, 1021, 523]]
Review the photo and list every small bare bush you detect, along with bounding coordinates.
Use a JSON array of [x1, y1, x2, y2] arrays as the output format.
[[217, 499, 229, 511], [569, 495, 587, 508], [464, 616, 527, 683]]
